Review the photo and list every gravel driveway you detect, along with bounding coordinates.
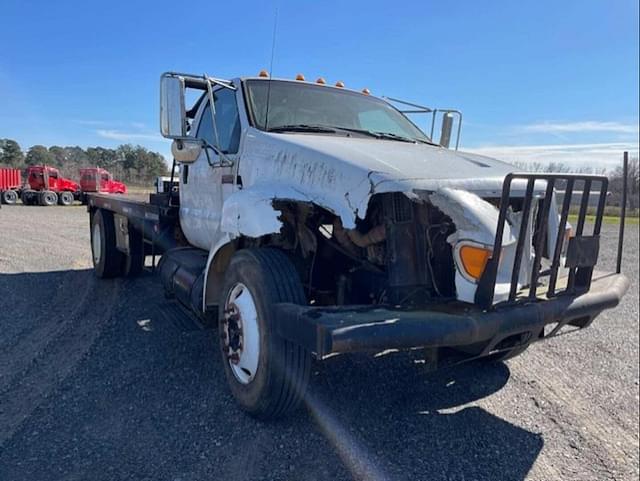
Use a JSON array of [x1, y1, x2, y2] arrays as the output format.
[[0, 205, 638, 481]]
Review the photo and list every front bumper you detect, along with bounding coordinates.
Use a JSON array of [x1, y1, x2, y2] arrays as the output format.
[[275, 273, 629, 359]]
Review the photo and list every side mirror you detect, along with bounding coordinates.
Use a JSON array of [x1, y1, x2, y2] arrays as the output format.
[[160, 75, 186, 138], [439, 112, 454, 149], [171, 139, 202, 163]]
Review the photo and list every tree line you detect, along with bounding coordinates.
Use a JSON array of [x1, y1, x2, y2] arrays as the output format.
[[1, 137, 636, 210], [0, 139, 168, 185], [512, 159, 639, 211]]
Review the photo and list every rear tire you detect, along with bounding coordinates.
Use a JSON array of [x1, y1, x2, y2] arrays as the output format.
[[91, 209, 124, 278], [59, 191, 74, 206], [1, 190, 18, 205], [21, 190, 35, 205], [218, 248, 311, 420], [39, 191, 58, 206]]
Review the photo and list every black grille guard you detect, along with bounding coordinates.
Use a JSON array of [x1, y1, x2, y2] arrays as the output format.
[[474, 173, 609, 309]]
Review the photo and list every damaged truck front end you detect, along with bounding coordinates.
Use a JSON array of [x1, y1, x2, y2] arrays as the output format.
[[270, 172, 629, 365]]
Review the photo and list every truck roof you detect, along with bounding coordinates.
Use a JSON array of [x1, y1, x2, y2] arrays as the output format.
[[27, 165, 58, 171], [238, 76, 373, 97], [174, 71, 376, 98]]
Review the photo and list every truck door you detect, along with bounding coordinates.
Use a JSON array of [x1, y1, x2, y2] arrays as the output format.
[[179, 87, 240, 250]]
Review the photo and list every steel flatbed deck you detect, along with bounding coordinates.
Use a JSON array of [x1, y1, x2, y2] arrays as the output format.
[[87, 192, 179, 255]]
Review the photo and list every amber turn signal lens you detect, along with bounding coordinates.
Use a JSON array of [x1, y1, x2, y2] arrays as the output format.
[[459, 245, 491, 280]]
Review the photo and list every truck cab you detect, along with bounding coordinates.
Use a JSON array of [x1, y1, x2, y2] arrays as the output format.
[[79, 167, 127, 200], [23, 165, 79, 206], [87, 71, 629, 419]]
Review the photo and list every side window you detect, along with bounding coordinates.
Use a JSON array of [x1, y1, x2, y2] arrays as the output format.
[[196, 88, 241, 154]]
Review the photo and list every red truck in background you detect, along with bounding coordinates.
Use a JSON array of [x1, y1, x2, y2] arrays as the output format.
[[0, 165, 127, 206], [79, 167, 127, 204], [21, 165, 80, 206]]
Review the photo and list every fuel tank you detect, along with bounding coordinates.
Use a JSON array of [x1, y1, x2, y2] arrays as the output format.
[[158, 247, 209, 317]]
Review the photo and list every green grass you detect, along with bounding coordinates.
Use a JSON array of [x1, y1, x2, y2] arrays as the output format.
[[126, 184, 154, 194], [568, 214, 639, 225]]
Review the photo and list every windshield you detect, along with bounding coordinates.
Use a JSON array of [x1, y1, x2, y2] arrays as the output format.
[[244, 80, 431, 142]]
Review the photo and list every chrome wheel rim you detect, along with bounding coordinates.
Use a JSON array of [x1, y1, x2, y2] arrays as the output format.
[[222, 283, 260, 384]]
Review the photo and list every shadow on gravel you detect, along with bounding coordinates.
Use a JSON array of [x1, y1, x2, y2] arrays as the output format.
[[0, 268, 543, 481], [307, 354, 543, 480]]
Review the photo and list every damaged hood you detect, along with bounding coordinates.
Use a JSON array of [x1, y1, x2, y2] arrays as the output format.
[[243, 130, 517, 196], [239, 129, 520, 227]]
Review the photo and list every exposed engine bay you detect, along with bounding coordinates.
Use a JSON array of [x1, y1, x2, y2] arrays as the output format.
[[263, 193, 461, 307]]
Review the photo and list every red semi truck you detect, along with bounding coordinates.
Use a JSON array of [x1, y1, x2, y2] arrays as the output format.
[[79, 167, 127, 204], [21, 165, 80, 206], [1, 165, 127, 206]]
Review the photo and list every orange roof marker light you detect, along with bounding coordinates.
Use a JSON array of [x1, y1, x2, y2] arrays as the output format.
[[362, 88, 370, 95], [295, 73, 306, 81], [335, 80, 345, 88], [316, 77, 326, 84], [258, 70, 269, 78]]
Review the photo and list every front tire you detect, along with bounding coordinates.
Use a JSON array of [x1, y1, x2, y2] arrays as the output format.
[[91, 209, 124, 278], [218, 248, 311, 420]]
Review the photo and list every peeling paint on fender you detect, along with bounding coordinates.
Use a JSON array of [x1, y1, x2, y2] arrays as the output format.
[[428, 188, 524, 304]]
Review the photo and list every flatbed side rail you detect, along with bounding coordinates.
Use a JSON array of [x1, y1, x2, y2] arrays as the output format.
[[87, 193, 179, 261], [475, 173, 609, 310]]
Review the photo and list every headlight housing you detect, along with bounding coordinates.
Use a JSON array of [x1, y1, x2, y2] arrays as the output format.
[[454, 241, 493, 283]]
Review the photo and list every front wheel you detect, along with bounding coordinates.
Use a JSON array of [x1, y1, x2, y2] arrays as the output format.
[[218, 248, 311, 420]]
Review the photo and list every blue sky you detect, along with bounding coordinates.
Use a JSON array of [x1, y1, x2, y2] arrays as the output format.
[[1, 0, 638, 169]]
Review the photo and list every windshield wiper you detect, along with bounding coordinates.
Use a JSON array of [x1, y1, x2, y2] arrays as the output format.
[[328, 126, 435, 145], [267, 124, 438, 145], [267, 124, 337, 133], [324, 126, 383, 139], [371, 131, 417, 143]]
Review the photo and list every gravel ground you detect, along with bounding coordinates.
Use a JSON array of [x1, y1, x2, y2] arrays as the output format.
[[0, 204, 638, 481]]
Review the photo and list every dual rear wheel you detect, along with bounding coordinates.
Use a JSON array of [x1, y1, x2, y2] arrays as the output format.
[[90, 209, 144, 278]]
